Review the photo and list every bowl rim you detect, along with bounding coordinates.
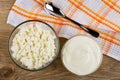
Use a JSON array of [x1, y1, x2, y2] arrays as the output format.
[[8, 20, 60, 71]]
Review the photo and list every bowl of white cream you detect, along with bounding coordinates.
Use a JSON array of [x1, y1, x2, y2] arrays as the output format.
[[61, 35, 103, 76]]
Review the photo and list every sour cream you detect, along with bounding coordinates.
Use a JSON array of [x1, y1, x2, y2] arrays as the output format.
[[62, 35, 103, 76]]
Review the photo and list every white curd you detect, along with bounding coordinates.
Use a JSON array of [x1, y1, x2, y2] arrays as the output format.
[[11, 24, 56, 69]]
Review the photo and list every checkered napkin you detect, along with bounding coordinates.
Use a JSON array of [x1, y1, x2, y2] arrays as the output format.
[[7, 0, 120, 61]]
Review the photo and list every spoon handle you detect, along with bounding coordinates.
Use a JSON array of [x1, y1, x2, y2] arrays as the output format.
[[64, 16, 99, 38]]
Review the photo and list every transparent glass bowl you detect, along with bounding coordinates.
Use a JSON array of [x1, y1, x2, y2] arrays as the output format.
[[8, 20, 60, 71], [61, 35, 103, 76]]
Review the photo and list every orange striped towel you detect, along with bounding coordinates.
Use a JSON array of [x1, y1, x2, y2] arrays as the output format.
[[7, 0, 120, 61]]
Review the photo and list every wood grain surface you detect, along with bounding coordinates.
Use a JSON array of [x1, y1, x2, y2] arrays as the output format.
[[0, 0, 120, 80]]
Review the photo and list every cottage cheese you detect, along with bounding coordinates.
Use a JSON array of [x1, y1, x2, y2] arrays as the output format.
[[11, 24, 56, 69]]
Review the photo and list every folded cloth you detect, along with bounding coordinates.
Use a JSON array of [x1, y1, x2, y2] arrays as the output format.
[[7, 0, 120, 61]]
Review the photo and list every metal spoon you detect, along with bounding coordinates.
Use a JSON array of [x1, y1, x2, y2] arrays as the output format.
[[45, 2, 99, 38]]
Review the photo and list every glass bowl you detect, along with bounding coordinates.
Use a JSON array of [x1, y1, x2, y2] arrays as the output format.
[[8, 20, 60, 71], [61, 35, 103, 76]]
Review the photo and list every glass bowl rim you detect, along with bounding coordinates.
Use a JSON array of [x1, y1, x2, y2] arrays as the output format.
[[8, 20, 60, 71]]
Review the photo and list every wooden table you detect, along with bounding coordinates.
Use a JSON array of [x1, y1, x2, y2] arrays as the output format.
[[0, 0, 120, 80]]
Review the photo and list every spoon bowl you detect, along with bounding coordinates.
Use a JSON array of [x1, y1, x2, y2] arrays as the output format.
[[45, 2, 65, 17]]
